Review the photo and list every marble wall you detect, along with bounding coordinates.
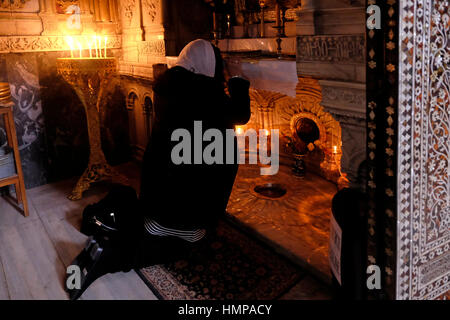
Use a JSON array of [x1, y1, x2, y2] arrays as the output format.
[[0, 53, 47, 188], [295, 1, 366, 188], [0, 51, 130, 188], [119, 0, 212, 79], [0, 0, 128, 188]]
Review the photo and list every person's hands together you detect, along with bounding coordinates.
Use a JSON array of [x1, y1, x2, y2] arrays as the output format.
[[224, 58, 248, 81], [227, 76, 250, 98]]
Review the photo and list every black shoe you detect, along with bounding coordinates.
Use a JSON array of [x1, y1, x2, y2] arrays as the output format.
[[66, 238, 110, 300]]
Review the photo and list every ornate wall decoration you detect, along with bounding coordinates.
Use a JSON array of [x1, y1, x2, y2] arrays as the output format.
[[365, 0, 399, 299], [330, 111, 366, 186], [55, 0, 79, 14], [271, 78, 345, 185], [0, 35, 121, 53], [2, 54, 48, 188], [137, 39, 165, 57], [142, 0, 159, 23], [297, 35, 365, 63], [122, 0, 136, 26], [319, 81, 366, 119], [317, 79, 366, 188], [397, 0, 450, 299], [321, 87, 365, 113], [1, 0, 32, 10]]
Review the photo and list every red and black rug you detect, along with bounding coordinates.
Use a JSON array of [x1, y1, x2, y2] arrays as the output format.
[[136, 220, 304, 300]]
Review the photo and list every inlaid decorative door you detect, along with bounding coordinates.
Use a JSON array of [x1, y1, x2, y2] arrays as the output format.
[[397, 0, 450, 299]]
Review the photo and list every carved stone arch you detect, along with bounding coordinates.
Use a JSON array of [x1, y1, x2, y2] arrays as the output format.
[[275, 92, 342, 154], [249, 89, 285, 107], [289, 112, 327, 148], [142, 93, 154, 141], [248, 89, 285, 130], [273, 78, 345, 185], [347, 148, 367, 187], [142, 92, 154, 115], [125, 89, 139, 154], [126, 90, 139, 110]]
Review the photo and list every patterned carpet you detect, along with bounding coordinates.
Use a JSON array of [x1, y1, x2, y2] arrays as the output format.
[[137, 220, 304, 300]]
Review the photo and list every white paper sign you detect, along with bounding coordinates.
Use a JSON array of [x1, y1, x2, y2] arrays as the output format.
[[329, 214, 342, 285]]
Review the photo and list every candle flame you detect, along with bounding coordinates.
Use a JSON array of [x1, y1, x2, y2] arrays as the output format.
[[88, 40, 92, 58], [235, 126, 243, 135], [333, 145, 337, 154], [64, 34, 111, 59], [65, 36, 74, 58], [93, 35, 98, 58], [77, 41, 82, 58], [104, 36, 107, 58], [98, 36, 102, 58]]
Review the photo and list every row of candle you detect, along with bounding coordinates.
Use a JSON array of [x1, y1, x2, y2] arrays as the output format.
[[236, 126, 339, 154], [65, 35, 108, 59]]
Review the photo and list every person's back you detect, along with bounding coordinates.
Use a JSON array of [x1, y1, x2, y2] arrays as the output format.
[[140, 41, 250, 232], [67, 39, 250, 300]]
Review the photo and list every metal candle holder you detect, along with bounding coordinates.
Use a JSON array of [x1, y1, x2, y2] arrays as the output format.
[[272, 2, 286, 58], [56, 57, 127, 200]]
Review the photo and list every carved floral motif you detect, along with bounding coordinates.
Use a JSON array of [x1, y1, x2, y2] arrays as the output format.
[[142, 0, 159, 23], [1, 0, 32, 9], [0, 35, 121, 53], [122, 0, 136, 26], [55, 0, 79, 14]]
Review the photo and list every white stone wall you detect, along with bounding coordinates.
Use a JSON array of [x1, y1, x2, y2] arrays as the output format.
[[296, 1, 366, 188]]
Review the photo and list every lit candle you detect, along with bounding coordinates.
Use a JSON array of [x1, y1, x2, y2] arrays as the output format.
[[88, 40, 92, 58], [104, 36, 107, 58], [99, 36, 103, 58], [77, 41, 82, 58], [235, 126, 243, 135], [65, 36, 74, 58], [333, 145, 337, 154], [94, 36, 99, 58]]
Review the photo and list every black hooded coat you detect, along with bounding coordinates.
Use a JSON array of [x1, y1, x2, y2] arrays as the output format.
[[139, 66, 251, 232]]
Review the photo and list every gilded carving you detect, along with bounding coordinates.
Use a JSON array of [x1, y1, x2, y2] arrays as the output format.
[[245, 78, 345, 185]]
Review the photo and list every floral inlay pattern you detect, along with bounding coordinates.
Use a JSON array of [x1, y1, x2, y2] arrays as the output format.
[[398, 0, 450, 299]]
